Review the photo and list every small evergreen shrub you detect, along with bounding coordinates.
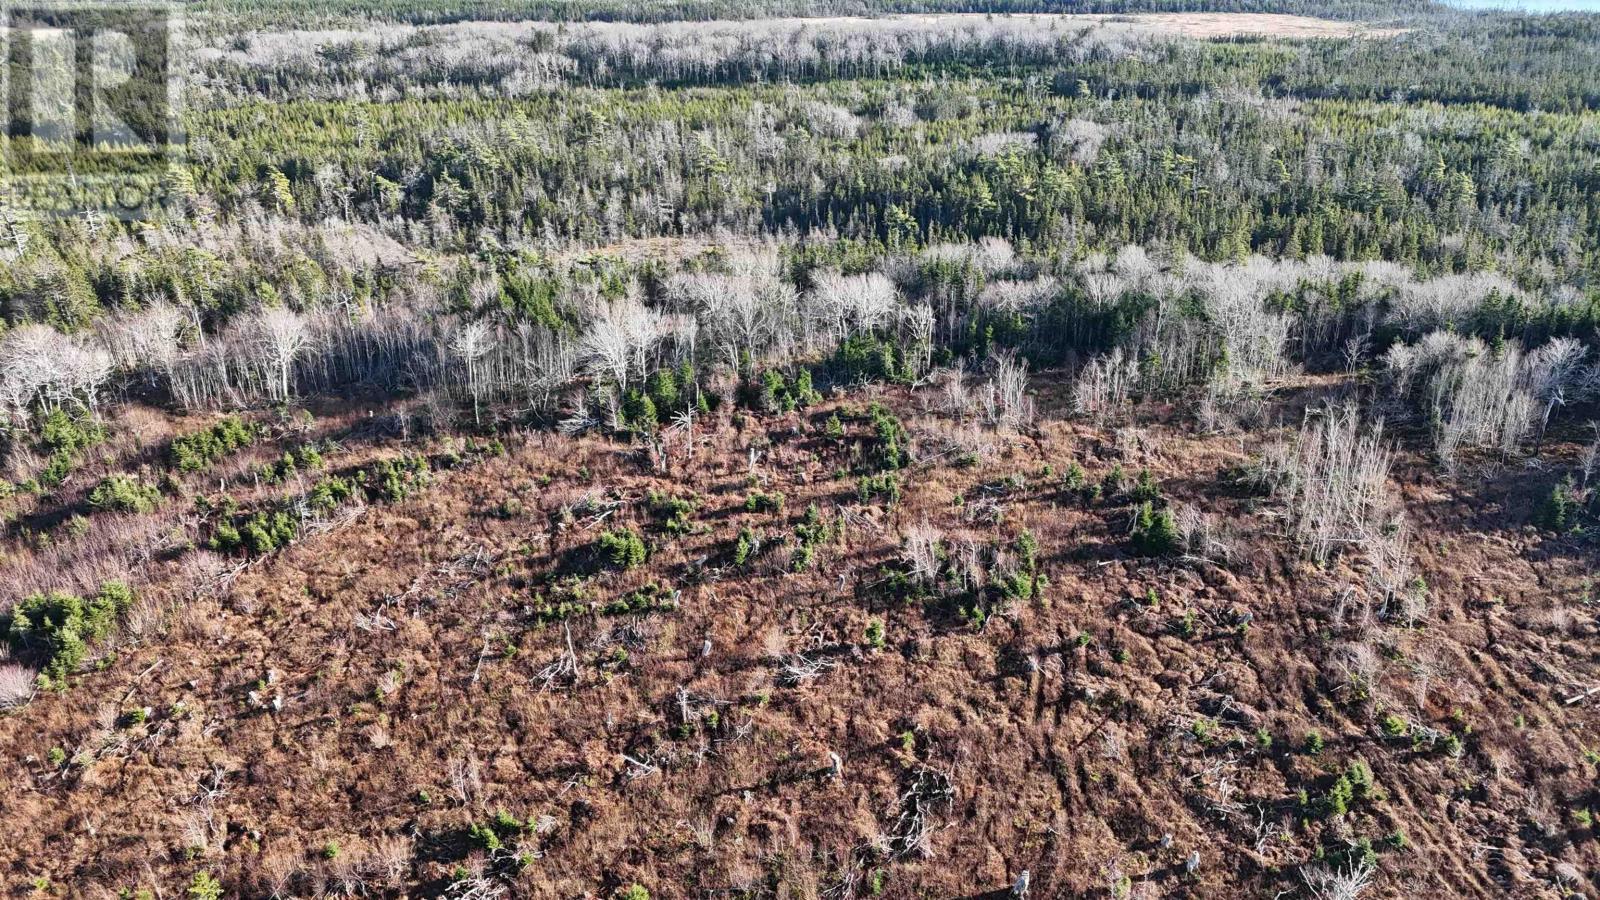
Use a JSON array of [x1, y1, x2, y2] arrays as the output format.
[[1534, 475, 1581, 533], [3, 581, 135, 690], [187, 872, 223, 900], [169, 417, 255, 472], [1130, 468, 1161, 504], [621, 390, 659, 433], [364, 455, 431, 503], [857, 473, 902, 505], [597, 528, 648, 570], [744, 490, 785, 514], [646, 490, 698, 535], [35, 409, 106, 489], [865, 619, 886, 650], [603, 582, 678, 615], [733, 526, 759, 566], [88, 474, 161, 514], [1131, 502, 1180, 556]]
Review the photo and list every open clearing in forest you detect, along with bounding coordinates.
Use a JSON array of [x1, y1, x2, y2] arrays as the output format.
[[207, 11, 1402, 63], [808, 12, 1407, 38]]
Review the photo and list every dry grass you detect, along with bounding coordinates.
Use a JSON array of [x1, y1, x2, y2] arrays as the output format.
[[0, 374, 1594, 898]]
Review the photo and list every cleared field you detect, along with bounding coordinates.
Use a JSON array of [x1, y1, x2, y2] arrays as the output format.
[[203, 11, 1402, 68], [807, 12, 1406, 38]]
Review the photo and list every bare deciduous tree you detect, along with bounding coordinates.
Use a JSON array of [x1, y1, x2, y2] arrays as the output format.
[[450, 318, 493, 426], [1301, 858, 1375, 900], [981, 352, 1034, 429], [810, 270, 899, 344], [901, 521, 943, 585], [579, 293, 664, 398], [0, 324, 112, 425], [1264, 403, 1397, 565], [247, 306, 312, 404], [1072, 347, 1139, 421]]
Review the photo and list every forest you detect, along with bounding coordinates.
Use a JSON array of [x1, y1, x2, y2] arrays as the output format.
[[0, 1, 1598, 898]]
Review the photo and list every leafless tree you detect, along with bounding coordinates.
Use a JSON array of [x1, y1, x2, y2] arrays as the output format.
[[810, 270, 899, 344], [0, 324, 112, 425], [981, 352, 1034, 429], [1527, 337, 1589, 446], [247, 306, 312, 404], [97, 301, 187, 384], [1300, 858, 1375, 900], [1580, 422, 1600, 488], [1266, 403, 1397, 565], [450, 318, 493, 426], [900, 303, 936, 378], [1072, 347, 1138, 421], [778, 653, 838, 686], [578, 293, 664, 397], [901, 521, 943, 585]]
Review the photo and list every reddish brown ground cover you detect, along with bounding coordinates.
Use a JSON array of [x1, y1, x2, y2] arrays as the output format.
[[0, 375, 1594, 898]]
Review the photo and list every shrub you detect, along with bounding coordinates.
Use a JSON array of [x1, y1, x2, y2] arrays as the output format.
[[733, 526, 759, 566], [1535, 475, 1581, 533], [261, 445, 323, 483], [244, 511, 298, 555], [621, 390, 658, 433], [743, 368, 821, 413], [38, 452, 75, 490], [1130, 468, 1161, 503], [597, 528, 648, 570], [1014, 529, 1039, 573], [88, 474, 162, 514], [1321, 759, 1380, 817], [169, 417, 255, 472], [833, 333, 911, 384], [745, 490, 785, 514], [187, 872, 223, 900], [1103, 462, 1127, 497], [211, 509, 298, 556], [824, 413, 845, 439], [646, 490, 698, 535], [617, 887, 650, 900], [467, 822, 502, 851], [364, 455, 431, 503], [35, 410, 106, 489], [863, 402, 909, 470], [1061, 462, 1086, 492], [307, 475, 358, 512], [259, 451, 298, 484], [1131, 502, 1181, 556], [857, 473, 902, 505], [39, 408, 105, 456], [790, 503, 835, 571], [645, 367, 682, 417], [4, 582, 135, 690], [296, 445, 325, 471], [865, 619, 886, 649], [603, 582, 678, 616]]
